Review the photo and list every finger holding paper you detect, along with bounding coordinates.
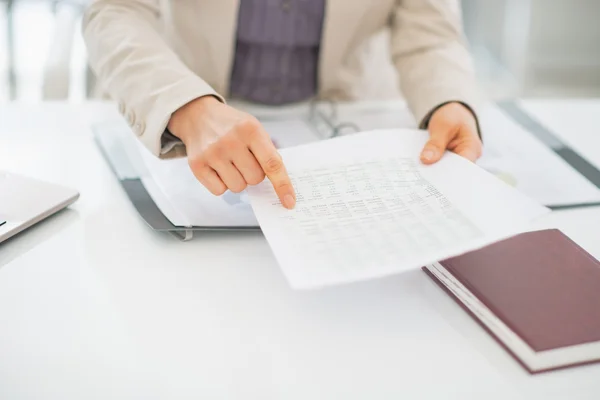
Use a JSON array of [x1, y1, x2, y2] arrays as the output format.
[[421, 102, 482, 164]]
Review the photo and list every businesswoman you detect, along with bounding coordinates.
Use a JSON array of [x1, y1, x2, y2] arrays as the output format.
[[83, 0, 482, 209]]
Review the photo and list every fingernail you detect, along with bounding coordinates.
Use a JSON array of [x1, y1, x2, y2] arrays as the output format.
[[421, 149, 436, 161], [283, 194, 296, 209]]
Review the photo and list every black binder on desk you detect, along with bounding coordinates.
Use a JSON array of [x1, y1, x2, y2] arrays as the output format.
[[93, 120, 261, 241], [495, 101, 600, 210]]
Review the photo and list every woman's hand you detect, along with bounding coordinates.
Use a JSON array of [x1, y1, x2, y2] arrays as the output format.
[[420, 102, 482, 164], [168, 96, 296, 209]]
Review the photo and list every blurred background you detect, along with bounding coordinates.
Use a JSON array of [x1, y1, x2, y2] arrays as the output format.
[[0, 0, 599, 103]]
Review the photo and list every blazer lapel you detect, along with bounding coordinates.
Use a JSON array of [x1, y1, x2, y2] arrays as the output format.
[[318, 0, 365, 96], [199, 0, 240, 95]]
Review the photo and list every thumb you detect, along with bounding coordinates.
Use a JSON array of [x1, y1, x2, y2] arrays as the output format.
[[420, 128, 455, 165]]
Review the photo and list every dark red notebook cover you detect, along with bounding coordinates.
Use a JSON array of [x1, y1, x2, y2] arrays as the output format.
[[423, 228, 600, 374]]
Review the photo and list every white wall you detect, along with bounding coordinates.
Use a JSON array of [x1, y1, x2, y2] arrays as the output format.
[[462, 0, 600, 97]]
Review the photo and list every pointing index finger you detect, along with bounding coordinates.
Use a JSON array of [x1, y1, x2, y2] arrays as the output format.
[[246, 126, 296, 209]]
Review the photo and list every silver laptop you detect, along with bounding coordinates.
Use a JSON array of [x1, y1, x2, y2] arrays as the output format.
[[0, 171, 79, 243]]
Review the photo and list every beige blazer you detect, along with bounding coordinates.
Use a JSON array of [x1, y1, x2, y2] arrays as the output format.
[[83, 0, 480, 158]]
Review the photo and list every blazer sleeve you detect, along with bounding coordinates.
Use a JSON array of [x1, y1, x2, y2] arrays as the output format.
[[82, 0, 222, 158], [390, 0, 481, 128]]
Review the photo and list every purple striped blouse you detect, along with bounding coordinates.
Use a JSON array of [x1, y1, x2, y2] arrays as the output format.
[[229, 0, 326, 105]]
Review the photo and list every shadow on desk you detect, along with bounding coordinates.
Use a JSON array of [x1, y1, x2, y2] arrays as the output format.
[[0, 208, 79, 270]]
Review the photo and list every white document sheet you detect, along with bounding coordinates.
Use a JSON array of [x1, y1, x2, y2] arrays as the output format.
[[247, 129, 549, 289]]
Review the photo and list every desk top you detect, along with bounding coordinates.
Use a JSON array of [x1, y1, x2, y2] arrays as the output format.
[[1, 100, 599, 399]]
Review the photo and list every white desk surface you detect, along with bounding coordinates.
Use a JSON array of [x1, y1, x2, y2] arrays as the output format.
[[1, 100, 599, 400]]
